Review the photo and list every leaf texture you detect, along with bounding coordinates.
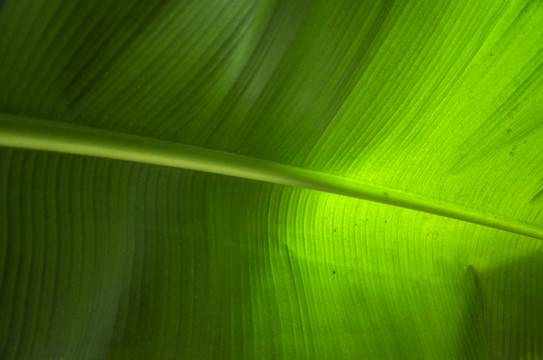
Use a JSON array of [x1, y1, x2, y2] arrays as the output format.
[[1, 0, 543, 359]]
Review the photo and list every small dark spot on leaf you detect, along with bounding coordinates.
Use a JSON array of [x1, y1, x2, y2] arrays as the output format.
[[510, 152, 514, 156], [506, 128, 511, 133], [383, 192, 389, 196], [355, 223, 357, 226], [334, 229, 336, 232], [332, 270, 336, 274], [384, 220, 387, 223]]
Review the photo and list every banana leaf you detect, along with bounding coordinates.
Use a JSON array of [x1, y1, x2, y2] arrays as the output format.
[[1, 0, 543, 359]]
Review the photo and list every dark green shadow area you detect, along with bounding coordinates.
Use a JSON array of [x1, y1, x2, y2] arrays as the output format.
[[460, 250, 543, 360], [478, 251, 543, 359]]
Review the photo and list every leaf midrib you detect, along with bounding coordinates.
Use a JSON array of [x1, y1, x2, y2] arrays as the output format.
[[1, 111, 542, 240]]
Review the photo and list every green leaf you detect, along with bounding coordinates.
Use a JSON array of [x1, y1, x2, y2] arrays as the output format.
[[1, 1, 542, 359]]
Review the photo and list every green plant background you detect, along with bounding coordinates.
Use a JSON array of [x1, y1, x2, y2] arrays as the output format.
[[1, 0, 542, 359]]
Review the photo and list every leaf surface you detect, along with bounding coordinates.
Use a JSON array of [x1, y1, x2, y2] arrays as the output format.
[[1, 0, 543, 359]]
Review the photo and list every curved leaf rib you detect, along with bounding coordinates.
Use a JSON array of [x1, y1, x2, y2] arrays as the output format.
[[1, 112, 542, 240]]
